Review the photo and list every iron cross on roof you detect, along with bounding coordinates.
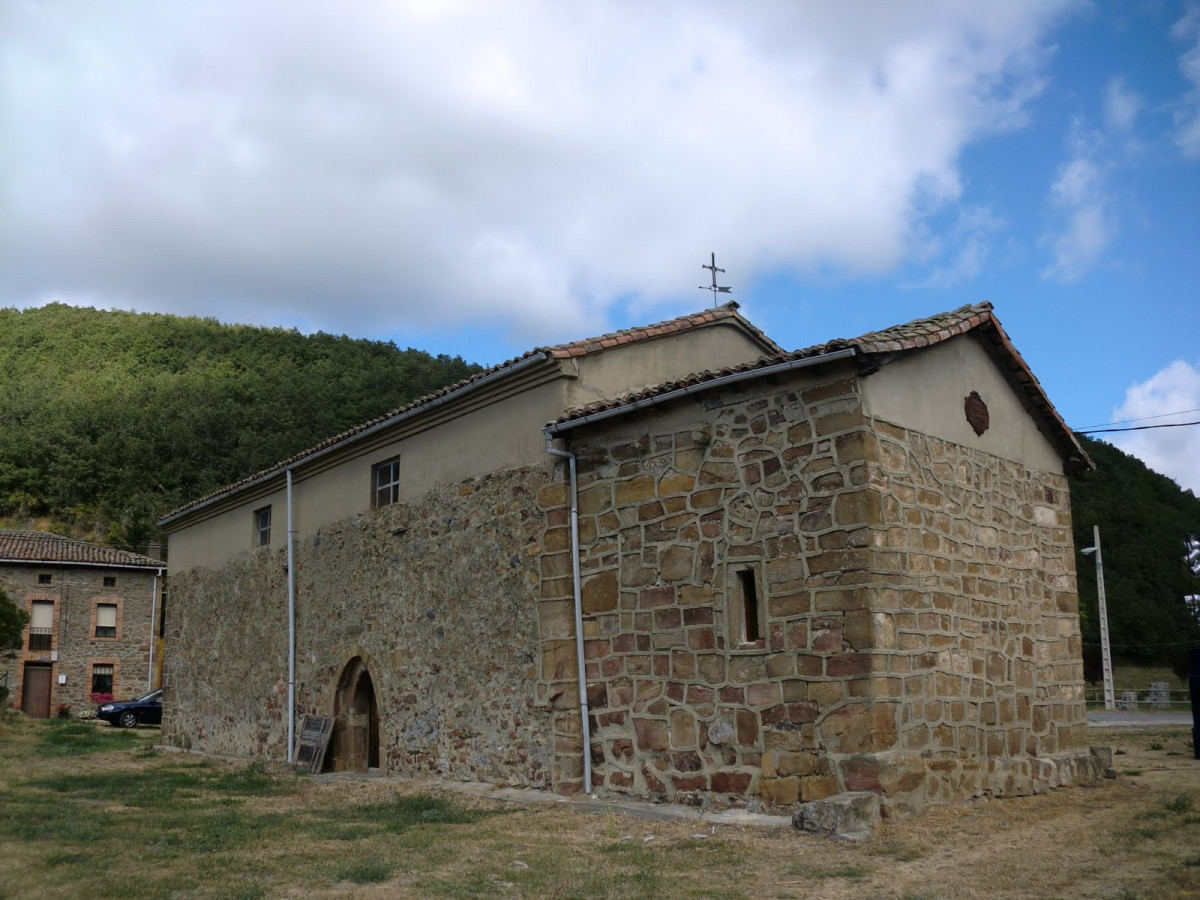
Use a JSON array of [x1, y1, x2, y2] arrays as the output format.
[[699, 252, 732, 305]]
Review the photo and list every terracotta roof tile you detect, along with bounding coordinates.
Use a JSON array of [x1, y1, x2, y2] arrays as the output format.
[[550, 303, 1092, 472], [161, 302, 781, 524], [0, 531, 165, 568]]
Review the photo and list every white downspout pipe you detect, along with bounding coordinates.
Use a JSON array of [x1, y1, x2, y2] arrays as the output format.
[[148, 568, 161, 690], [286, 468, 296, 763], [545, 439, 592, 794]]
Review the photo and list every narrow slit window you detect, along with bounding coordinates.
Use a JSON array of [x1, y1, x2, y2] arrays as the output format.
[[738, 568, 761, 643]]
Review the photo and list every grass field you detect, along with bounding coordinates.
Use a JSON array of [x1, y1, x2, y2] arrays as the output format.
[[1110, 665, 1188, 691], [1, 715, 1198, 899]]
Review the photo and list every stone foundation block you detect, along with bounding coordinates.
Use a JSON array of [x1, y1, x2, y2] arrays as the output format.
[[793, 791, 880, 840]]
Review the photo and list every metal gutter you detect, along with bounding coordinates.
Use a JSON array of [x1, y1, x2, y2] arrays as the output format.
[[286, 467, 296, 763], [158, 351, 551, 527], [544, 440, 592, 795], [545, 348, 858, 436], [0, 559, 165, 571], [148, 568, 162, 690]]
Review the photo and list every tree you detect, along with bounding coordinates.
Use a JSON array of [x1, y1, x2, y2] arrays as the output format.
[[0, 304, 482, 545], [1069, 435, 1200, 670], [0, 585, 28, 656]]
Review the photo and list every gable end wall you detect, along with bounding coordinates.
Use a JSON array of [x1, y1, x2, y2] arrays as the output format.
[[538, 365, 1097, 812]]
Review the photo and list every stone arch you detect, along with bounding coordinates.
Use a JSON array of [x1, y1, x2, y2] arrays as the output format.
[[328, 656, 380, 772]]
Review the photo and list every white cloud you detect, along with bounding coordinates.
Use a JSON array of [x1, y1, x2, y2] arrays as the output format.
[[0, 0, 1077, 344], [911, 205, 1004, 288], [1042, 127, 1115, 282], [1104, 77, 1142, 133], [1112, 360, 1200, 495], [1173, 7, 1200, 158]]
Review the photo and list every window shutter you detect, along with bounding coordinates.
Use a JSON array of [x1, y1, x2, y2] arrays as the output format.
[[31, 601, 53, 629]]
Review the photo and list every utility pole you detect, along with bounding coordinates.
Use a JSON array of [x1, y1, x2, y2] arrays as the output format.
[[1081, 525, 1114, 710]]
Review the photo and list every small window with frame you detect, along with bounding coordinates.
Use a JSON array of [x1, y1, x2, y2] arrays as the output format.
[[103, 576, 116, 587], [728, 561, 766, 651], [95, 603, 118, 639], [91, 663, 114, 696], [254, 506, 272, 546], [28, 600, 54, 651], [372, 457, 401, 508], [38, 573, 52, 585]]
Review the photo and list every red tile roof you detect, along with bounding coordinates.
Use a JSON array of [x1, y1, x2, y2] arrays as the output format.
[[544, 302, 781, 359], [161, 303, 777, 524], [550, 303, 1092, 472], [0, 531, 165, 568]]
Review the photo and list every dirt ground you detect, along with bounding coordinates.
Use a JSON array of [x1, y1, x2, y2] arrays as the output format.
[[2, 719, 1197, 899], [266, 723, 1200, 899]]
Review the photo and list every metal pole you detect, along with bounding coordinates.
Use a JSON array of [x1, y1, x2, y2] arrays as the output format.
[[1093, 525, 1115, 711], [148, 569, 160, 690], [286, 468, 296, 763]]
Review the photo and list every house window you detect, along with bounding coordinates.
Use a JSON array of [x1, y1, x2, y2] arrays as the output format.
[[91, 663, 114, 695], [38, 573, 52, 585], [95, 604, 118, 639], [29, 601, 53, 651], [103, 576, 116, 587], [255, 506, 272, 546], [372, 458, 401, 508]]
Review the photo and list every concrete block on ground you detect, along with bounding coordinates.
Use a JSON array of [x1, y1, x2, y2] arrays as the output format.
[[792, 790, 880, 840]]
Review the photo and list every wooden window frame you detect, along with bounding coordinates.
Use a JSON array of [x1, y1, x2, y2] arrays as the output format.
[[90, 597, 124, 642], [372, 457, 401, 509], [90, 660, 119, 698], [27, 598, 56, 652], [254, 505, 272, 547]]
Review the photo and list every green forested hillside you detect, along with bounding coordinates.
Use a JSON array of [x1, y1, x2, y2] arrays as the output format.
[[2, 305, 1197, 668], [0, 304, 480, 546], [1068, 435, 1200, 671]]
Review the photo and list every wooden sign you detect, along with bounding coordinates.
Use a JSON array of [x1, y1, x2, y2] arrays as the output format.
[[295, 715, 334, 773]]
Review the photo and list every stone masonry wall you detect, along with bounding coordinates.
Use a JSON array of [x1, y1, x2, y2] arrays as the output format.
[[536, 375, 885, 804], [863, 418, 1095, 814], [163, 466, 555, 786], [2, 564, 157, 714], [535, 370, 1097, 813]]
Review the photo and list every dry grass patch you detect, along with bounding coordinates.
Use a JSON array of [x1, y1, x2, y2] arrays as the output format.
[[1, 715, 1197, 898]]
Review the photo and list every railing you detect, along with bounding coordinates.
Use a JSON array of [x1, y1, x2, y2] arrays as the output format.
[[27, 627, 52, 651], [1085, 685, 1192, 711]]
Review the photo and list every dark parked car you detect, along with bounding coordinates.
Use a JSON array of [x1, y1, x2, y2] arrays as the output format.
[[96, 689, 162, 728]]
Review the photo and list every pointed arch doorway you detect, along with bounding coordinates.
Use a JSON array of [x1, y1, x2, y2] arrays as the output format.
[[328, 657, 380, 772]]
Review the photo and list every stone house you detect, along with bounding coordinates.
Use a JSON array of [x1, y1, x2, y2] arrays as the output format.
[[1, 531, 165, 717], [159, 302, 1100, 815]]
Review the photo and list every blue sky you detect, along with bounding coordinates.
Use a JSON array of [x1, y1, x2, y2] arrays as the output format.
[[2, 1, 1198, 491]]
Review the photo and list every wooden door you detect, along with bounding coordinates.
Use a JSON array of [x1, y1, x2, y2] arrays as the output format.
[[22, 664, 52, 718]]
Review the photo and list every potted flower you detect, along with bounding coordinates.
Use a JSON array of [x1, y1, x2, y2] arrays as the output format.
[[56, 703, 71, 719]]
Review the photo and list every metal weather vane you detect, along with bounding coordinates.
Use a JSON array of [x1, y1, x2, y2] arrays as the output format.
[[699, 252, 732, 304]]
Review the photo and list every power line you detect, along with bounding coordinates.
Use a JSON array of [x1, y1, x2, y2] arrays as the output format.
[[1076, 419, 1200, 435], [1075, 406, 1200, 431], [1082, 639, 1200, 648]]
